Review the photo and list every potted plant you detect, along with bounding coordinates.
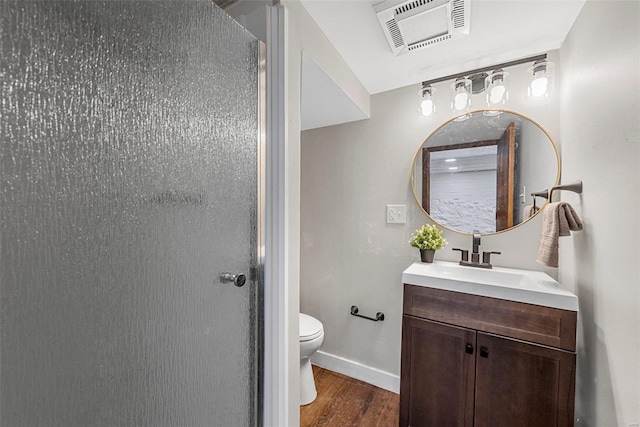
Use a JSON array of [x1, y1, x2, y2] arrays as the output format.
[[409, 224, 447, 263]]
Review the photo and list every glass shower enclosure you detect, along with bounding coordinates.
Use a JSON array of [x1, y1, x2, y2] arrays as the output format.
[[1, 1, 263, 425]]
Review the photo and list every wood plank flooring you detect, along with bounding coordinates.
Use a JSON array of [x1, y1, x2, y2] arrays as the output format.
[[300, 365, 400, 427]]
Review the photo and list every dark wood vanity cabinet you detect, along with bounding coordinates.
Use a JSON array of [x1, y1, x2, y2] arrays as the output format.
[[400, 284, 577, 427], [400, 316, 476, 427]]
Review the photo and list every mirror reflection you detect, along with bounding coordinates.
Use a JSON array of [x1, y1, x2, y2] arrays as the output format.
[[411, 110, 559, 234]]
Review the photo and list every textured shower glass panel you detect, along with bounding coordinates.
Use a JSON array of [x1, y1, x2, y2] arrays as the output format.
[[1, 1, 259, 426]]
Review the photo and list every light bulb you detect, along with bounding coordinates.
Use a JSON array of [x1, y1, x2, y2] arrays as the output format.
[[420, 99, 434, 116], [489, 84, 506, 104], [530, 77, 548, 97], [454, 92, 469, 111]]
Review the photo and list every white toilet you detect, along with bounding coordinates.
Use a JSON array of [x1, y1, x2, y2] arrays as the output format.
[[299, 313, 324, 406]]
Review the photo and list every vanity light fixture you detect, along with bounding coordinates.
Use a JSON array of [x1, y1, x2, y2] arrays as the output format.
[[451, 77, 471, 119], [418, 83, 436, 116], [417, 53, 548, 116], [528, 59, 554, 98]]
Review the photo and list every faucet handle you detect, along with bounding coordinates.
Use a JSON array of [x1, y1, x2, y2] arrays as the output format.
[[452, 248, 469, 262], [482, 251, 501, 265]]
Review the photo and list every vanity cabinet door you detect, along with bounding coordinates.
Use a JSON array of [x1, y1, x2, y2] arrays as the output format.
[[400, 316, 476, 427], [474, 333, 576, 427]]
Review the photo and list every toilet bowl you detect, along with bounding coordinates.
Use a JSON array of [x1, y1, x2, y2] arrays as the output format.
[[299, 313, 324, 406]]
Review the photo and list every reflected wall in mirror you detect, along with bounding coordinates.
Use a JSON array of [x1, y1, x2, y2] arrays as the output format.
[[411, 110, 560, 235]]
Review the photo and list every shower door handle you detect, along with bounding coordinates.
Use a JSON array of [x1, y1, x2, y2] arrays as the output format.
[[219, 273, 247, 287]]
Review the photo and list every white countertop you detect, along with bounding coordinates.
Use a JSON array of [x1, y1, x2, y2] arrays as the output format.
[[402, 261, 579, 312]]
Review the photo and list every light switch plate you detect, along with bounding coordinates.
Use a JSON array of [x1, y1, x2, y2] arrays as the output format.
[[387, 204, 407, 224]]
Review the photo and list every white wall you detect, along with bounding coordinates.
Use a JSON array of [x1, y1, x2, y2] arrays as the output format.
[[559, 1, 640, 425], [283, 6, 302, 425], [280, 0, 375, 421], [300, 55, 563, 385]]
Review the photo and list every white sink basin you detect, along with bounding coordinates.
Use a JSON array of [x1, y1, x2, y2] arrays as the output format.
[[402, 261, 578, 311]]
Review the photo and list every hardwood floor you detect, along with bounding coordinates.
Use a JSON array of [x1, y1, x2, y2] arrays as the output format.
[[300, 365, 400, 427]]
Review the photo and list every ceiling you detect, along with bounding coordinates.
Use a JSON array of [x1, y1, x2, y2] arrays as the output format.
[[299, 0, 585, 96]]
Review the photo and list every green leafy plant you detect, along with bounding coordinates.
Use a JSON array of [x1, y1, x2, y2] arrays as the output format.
[[409, 224, 447, 251]]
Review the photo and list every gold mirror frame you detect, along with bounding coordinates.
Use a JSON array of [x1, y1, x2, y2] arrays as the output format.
[[410, 109, 561, 235]]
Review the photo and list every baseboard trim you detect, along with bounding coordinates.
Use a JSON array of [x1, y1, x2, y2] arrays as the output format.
[[311, 350, 400, 394]]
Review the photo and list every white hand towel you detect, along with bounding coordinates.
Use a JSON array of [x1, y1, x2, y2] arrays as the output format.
[[536, 202, 583, 268]]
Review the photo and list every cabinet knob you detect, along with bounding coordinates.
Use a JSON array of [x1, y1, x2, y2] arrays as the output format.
[[465, 344, 474, 354], [480, 347, 489, 358]]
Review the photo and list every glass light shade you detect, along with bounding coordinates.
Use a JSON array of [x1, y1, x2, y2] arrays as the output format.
[[450, 78, 471, 114], [418, 84, 436, 116], [486, 69, 508, 107], [528, 60, 555, 98]]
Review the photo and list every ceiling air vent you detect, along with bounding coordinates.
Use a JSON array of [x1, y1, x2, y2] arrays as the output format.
[[374, 0, 470, 56], [385, 19, 405, 48]]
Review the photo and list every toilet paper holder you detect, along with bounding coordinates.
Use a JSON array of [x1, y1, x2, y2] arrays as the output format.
[[350, 305, 384, 322]]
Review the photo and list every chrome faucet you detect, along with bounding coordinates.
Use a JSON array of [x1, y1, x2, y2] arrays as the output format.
[[452, 230, 501, 269]]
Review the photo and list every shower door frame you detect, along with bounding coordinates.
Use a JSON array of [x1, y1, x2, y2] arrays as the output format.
[[256, 39, 267, 427]]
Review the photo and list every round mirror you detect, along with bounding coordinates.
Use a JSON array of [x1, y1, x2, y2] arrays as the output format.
[[410, 110, 560, 235]]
